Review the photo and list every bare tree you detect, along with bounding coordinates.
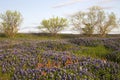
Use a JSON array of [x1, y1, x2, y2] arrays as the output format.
[[83, 6, 103, 36], [97, 12, 119, 37], [0, 10, 23, 38], [70, 6, 119, 37], [70, 6, 102, 36], [70, 11, 85, 34]]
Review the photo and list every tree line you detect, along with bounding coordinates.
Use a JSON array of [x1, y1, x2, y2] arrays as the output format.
[[0, 6, 120, 38]]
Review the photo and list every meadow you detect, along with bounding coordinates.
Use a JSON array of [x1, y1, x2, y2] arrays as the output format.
[[0, 33, 120, 80]]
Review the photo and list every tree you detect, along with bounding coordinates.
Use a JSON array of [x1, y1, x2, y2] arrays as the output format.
[[83, 6, 103, 36], [0, 23, 2, 32], [82, 23, 94, 36], [70, 11, 85, 34], [97, 12, 119, 37], [39, 17, 67, 35], [0, 10, 23, 38], [70, 6, 102, 36], [70, 6, 119, 37]]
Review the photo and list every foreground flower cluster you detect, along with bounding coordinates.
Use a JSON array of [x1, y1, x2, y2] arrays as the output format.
[[0, 38, 120, 80]]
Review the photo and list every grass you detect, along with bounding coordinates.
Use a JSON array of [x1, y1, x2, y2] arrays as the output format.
[[73, 45, 111, 59]]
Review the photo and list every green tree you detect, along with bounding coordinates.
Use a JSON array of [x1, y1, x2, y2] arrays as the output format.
[[0, 10, 23, 38], [39, 17, 68, 35]]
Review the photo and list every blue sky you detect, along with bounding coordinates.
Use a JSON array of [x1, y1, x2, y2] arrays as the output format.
[[0, 0, 120, 33]]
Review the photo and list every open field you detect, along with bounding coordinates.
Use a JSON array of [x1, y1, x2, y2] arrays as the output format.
[[0, 34, 120, 80]]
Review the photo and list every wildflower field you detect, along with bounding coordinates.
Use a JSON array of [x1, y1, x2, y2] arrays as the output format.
[[0, 35, 120, 80]]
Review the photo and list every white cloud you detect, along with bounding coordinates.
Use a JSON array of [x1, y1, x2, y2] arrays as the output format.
[[52, 0, 115, 8], [52, 0, 84, 8]]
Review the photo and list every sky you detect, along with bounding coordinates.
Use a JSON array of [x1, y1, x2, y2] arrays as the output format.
[[0, 0, 120, 33]]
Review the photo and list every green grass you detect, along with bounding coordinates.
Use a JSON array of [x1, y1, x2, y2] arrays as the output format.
[[73, 45, 111, 59]]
